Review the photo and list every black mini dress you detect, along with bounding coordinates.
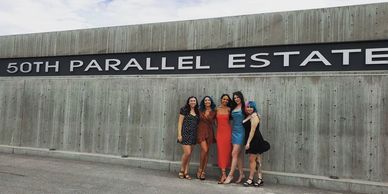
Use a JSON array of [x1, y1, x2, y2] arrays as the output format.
[[243, 119, 270, 154], [179, 107, 199, 145]]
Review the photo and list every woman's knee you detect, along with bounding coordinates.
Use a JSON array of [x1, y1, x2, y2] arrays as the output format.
[[200, 142, 209, 153], [249, 156, 257, 163], [231, 150, 239, 158], [256, 156, 262, 165], [183, 150, 192, 157]]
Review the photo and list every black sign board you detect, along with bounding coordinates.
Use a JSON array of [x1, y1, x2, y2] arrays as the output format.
[[1, 40, 388, 76]]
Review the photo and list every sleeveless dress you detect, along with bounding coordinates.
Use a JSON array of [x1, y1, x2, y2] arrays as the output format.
[[216, 113, 232, 168], [197, 110, 216, 144], [179, 107, 199, 145], [231, 109, 245, 145], [243, 119, 270, 154]]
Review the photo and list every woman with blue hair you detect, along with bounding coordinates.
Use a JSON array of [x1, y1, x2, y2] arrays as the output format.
[[196, 96, 216, 180], [242, 101, 270, 187]]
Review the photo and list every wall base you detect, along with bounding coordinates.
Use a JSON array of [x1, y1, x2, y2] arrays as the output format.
[[1, 145, 386, 194]]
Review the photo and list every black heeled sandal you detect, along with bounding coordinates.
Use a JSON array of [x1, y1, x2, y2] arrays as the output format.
[[243, 178, 254, 186], [254, 178, 264, 187]]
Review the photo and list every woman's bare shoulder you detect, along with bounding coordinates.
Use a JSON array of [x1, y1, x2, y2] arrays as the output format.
[[251, 113, 261, 121]]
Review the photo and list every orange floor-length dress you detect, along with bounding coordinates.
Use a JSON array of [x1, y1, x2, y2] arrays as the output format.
[[216, 113, 232, 169]]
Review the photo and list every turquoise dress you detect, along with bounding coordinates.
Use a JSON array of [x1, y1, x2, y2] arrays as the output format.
[[231, 109, 245, 145]]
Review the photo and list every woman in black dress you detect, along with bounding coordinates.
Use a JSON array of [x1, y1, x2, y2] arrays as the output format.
[[177, 96, 200, 179], [242, 101, 270, 187]]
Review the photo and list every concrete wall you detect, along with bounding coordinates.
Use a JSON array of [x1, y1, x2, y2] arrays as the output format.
[[0, 74, 387, 183], [0, 2, 388, 192]]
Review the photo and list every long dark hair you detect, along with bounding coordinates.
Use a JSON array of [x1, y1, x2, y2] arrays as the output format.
[[231, 91, 246, 117], [199, 96, 216, 112], [220, 94, 232, 108], [184, 96, 200, 116]]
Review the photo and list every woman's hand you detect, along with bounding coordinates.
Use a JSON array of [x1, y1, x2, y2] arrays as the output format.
[[245, 143, 250, 150], [177, 135, 183, 142]]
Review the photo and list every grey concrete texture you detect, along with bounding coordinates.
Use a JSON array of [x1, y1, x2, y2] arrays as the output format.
[[1, 3, 388, 58], [0, 72, 388, 193], [0, 73, 387, 185], [0, 153, 362, 194]]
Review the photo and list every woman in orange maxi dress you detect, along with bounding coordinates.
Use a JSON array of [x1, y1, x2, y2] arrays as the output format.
[[215, 94, 232, 184]]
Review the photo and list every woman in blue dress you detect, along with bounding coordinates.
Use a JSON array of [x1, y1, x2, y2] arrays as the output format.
[[224, 91, 246, 184]]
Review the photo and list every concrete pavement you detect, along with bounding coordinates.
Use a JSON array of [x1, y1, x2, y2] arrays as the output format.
[[0, 153, 361, 194]]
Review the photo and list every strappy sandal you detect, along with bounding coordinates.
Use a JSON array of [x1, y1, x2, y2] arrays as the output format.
[[178, 171, 185, 179], [184, 173, 192, 180], [254, 178, 264, 187], [200, 171, 206, 180], [196, 169, 202, 179], [235, 174, 245, 184], [223, 175, 233, 184], [243, 178, 254, 187], [218, 172, 227, 184]]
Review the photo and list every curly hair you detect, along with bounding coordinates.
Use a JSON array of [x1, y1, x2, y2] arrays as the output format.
[[199, 96, 216, 112], [183, 96, 200, 115]]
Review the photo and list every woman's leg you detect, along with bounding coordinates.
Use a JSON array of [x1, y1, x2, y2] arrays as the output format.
[[218, 168, 227, 184], [243, 154, 257, 186], [202, 141, 209, 175], [198, 141, 209, 179], [256, 154, 262, 179], [248, 154, 257, 179], [224, 144, 240, 183], [181, 145, 192, 175], [236, 149, 245, 183], [254, 154, 264, 186]]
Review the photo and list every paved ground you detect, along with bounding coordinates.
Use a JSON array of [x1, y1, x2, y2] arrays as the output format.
[[0, 153, 358, 194]]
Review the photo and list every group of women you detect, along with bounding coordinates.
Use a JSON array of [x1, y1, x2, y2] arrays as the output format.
[[176, 91, 270, 187]]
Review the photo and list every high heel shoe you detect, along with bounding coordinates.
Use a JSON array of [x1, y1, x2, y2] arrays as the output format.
[[196, 169, 202, 179], [243, 178, 254, 186], [184, 173, 192, 180], [178, 171, 185, 179], [254, 178, 264, 187], [218, 173, 227, 184], [235, 174, 245, 184], [223, 175, 233, 184], [200, 171, 206, 180]]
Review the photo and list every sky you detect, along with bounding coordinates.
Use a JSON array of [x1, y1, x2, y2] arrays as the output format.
[[0, 0, 387, 36]]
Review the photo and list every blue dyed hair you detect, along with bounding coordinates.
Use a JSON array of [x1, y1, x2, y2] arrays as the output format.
[[245, 101, 258, 113], [199, 96, 216, 111]]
